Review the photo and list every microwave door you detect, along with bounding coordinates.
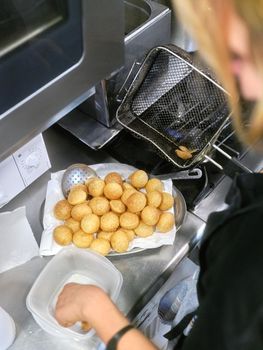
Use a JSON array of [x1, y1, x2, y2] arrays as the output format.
[[0, 0, 83, 115]]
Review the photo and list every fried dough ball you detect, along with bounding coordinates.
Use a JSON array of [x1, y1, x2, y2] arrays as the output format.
[[97, 231, 114, 241], [141, 206, 160, 226], [54, 200, 72, 220], [120, 212, 139, 230], [121, 188, 137, 205], [103, 183, 123, 200], [81, 321, 91, 332], [134, 221, 154, 237], [90, 238, 111, 256], [126, 192, 147, 213], [110, 200, 126, 214], [71, 202, 92, 221], [88, 178, 105, 197], [122, 182, 136, 191], [73, 230, 93, 248], [84, 177, 96, 186], [157, 212, 175, 233], [53, 225, 73, 246], [70, 184, 88, 193], [122, 229, 135, 241], [129, 170, 149, 188], [100, 212, 119, 232], [159, 192, 174, 211], [89, 197, 110, 216], [145, 178, 164, 193], [68, 189, 87, 205], [175, 149, 193, 160], [81, 213, 100, 234], [104, 172, 123, 185], [111, 230, 129, 253], [146, 191, 162, 208], [65, 217, 80, 233]]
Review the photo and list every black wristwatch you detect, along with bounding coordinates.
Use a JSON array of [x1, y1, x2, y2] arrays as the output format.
[[106, 325, 135, 350]]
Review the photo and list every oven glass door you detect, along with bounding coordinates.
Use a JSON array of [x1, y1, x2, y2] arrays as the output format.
[[0, 0, 82, 115]]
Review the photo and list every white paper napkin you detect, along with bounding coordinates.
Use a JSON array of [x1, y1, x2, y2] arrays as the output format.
[[0, 207, 39, 273], [40, 163, 176, 256]]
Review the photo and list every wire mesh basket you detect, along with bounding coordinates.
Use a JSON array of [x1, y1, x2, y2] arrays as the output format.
[[116, 44, 231, 169]]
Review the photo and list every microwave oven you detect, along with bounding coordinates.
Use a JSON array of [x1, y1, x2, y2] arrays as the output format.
[[0, 0, 124, 161]]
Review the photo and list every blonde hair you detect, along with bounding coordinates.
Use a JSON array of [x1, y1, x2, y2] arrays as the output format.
[[173, 0, 263, 145]]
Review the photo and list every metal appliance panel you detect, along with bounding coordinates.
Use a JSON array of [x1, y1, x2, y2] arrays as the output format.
[[0, 0, 124, 162]]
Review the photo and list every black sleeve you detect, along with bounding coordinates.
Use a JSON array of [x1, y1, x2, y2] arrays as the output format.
[[182, 213, 263, 350]]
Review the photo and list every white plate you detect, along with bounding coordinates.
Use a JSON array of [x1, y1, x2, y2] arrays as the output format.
[[40, 163, 186, 257]]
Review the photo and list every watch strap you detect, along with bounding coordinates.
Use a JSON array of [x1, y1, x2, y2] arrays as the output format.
[[106, 324, 134, 350]]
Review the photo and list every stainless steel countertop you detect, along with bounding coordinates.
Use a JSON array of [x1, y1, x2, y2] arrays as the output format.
[[0, 126, 205, 349]]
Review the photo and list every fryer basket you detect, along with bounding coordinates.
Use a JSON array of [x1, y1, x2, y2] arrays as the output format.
[[116, 45, 231, 169]]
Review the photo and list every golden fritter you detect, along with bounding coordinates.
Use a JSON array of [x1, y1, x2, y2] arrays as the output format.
[[129, 170, 148, 188], [146, 191, 162, 208], [145, 178, 163, 193], [73, 230, 93, 248], [141, 206, 160, 226], [54, 200, 72, 220], [121, 188, 137, 205], [159, 192, 174, 211], [110, 200, 126, 214], [134, 221, 154, 237], [122, 229, 135, 241], [68, 188, 87, 205], [156, 212, 175, 232], [65, 217, 80, 233], [81, 213, 100, 234], [104, 172, 123, 185], [100, 212, 119, 232], [111, 230, 129, 253], [103, 183, 123, 200], [126, 192, 147, 213], [70, 184, 88, 193], [122, 182, 136, 191], [53, 225, 73, 246], [119, 212, 139, 230], [97, 231, 114, 241], [90, 238, 111, 256], [88, 178, 105, 197], [89, 196, 110, 216], [71, 202, 92, 221]]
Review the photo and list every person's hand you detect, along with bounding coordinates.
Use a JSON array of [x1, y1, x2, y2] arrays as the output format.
[[55, 283, 158, 350], [55, 283, 106, 327]]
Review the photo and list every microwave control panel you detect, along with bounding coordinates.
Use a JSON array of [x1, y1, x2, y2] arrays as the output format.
[[13, 134, 51, 186], [0, 134, 51, 208]]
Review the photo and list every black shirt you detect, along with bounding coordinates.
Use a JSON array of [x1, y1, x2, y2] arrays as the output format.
[[182, 173, 263, 350]]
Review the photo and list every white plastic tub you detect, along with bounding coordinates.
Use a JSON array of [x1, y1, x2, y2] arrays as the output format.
[[26, 247, 123, 342]]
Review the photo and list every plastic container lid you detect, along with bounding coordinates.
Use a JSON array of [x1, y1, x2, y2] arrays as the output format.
[[0, 306, 16, 350], [26, 247, 123, 342]]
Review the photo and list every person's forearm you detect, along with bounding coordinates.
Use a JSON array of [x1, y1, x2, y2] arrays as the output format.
[[83, 290, 157, 350]]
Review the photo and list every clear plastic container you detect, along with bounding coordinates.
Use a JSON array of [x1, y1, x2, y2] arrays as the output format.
[[0, 306, 16, 350], [26, 247, 123, 342]]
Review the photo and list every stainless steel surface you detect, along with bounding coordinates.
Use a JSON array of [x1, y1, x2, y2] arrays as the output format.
[[0, 213, 204, 350], [0, 125, 206, 349], [58, 109, 123, 150], [82, 0, 171, 127], [59, 0, 171, 150], [61, 164, 97, 197], [0, 0, 124, 162]]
